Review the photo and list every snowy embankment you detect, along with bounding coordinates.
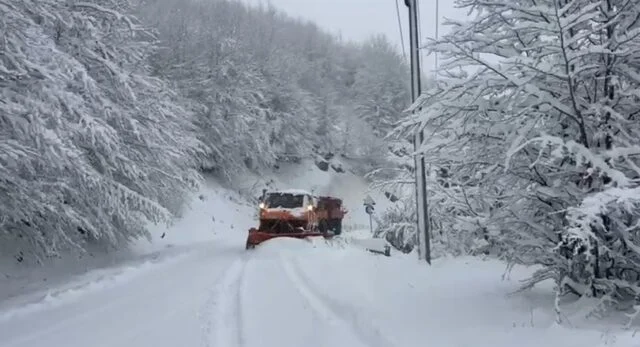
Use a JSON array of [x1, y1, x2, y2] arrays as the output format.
[[0, 158, 382, 307], [0, 176, 254, 305], [0, 159, 636, 347]]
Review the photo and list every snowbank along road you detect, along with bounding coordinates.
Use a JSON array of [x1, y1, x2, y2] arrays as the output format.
[[0, 163, 637, 347]]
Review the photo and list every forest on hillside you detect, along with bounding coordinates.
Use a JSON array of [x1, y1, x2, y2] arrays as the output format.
[[1, 0, 410, 262]]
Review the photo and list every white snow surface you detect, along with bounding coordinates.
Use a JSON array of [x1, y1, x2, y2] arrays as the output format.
[[0, 162, 636, 347]]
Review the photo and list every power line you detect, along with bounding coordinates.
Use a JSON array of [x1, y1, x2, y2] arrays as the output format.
[[394, 0, 407, 61], [416, 0, 425, 69]]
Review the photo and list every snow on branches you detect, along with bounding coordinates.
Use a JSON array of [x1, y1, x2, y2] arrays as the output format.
[[393, 0, 640, 320], [135, 0, 410, 179], [0, 0, 203, 261], [1, 0, 411, 262]]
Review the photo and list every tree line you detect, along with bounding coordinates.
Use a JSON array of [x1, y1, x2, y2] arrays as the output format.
[[1, 0, 409, 262]]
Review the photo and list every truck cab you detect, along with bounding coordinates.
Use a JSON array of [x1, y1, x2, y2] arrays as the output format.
[[258, 190, 315, 217], [246, 189, 346, 248]]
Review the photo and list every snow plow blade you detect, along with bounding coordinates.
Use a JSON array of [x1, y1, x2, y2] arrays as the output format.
[[245, 228, 331, 249], [246, 190, 345, 250]]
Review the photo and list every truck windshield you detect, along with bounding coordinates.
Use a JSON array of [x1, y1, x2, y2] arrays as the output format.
[[264, 193, 304, 208]]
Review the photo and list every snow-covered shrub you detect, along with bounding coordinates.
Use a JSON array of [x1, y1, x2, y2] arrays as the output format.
[[561, 188, 640, 298], [392, 0, 640, 322], [0, 0, 203, 261], [370, 167, 493, 257], [373, 200, 416, 254], [367, 143, 488, 257]]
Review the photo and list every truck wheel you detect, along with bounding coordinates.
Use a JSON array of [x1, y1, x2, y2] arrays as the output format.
[[318, 220, 328, 234], [330, 219, 342, 235]]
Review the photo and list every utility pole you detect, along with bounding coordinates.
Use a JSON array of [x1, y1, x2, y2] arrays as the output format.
[[404, 0, 431, 264]]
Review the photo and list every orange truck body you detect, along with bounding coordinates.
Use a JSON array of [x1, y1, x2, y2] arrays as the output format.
[[245, 193, 347, 249]]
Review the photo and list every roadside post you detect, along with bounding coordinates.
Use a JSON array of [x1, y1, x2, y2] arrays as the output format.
[[363, 195, 376, 234]]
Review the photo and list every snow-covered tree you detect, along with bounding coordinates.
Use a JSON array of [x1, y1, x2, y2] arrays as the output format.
[[135, 0, 410, 179], [393, 0, 640, 320], [1, 0, 418, 265], [353, 35, 411, 138], [1, 0, 203, 262]]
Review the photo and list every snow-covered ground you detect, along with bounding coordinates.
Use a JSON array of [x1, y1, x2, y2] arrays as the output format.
[[0, 177, 256, 305], [0, 161, 637, 347]]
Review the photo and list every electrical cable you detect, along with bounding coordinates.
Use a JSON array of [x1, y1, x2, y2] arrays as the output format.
[[394, 0, 408, 61], [416, 0, 424, 66]]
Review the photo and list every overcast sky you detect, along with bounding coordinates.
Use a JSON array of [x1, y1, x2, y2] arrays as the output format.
[[240, 0, 468, 74]]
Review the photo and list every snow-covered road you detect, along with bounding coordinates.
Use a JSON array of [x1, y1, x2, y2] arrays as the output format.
[[1, 234, 636, 347], [0, 241, 239, 347], [0, 164, 636, 347], [0, 236, 388, 347]]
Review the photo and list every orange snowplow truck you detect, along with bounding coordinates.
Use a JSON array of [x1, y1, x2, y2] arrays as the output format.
[[245, 190, 347, 249]]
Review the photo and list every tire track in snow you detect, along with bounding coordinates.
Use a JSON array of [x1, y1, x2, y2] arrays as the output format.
[[236, 256, 249, 347], [279, 254, 397, 347], [199, 257, 247, 347]]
